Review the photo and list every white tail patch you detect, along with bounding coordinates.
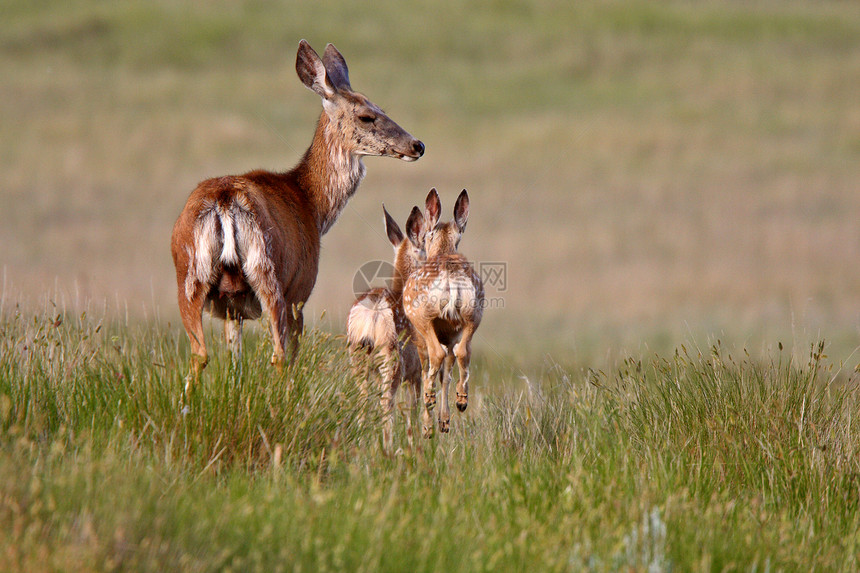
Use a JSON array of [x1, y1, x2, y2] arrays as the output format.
[[348, 298, 397, 350], [431, 274, 476, 321], [184, 196, 278, 303], [185, 204, 222, 300], [232, 196, 277, 303], [219, 203, 238, 265]]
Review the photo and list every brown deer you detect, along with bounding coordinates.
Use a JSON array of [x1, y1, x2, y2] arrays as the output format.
[[403, 189, 484, 437], [171, 40, 424, 384], [347, 205, 425, 452]]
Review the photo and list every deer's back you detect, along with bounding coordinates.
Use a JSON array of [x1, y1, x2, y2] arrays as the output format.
[[404, 254, 484, 328]]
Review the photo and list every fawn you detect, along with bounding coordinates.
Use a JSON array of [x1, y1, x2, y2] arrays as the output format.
[[404, 189, 484, 437], [171, 40, 423, 386], [347, 206, 425, 452]]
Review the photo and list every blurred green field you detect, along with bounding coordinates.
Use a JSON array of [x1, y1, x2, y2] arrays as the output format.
[[1, 309, 859, 571], [2, 0, 860, 363]]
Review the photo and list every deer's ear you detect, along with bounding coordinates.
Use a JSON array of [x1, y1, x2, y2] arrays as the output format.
[[383, 205, 404, 247], [453, 189, 469, 233], [405, 206, 425, 248], [296, 39, 336, 99], [322, 43, 351, 91], [424, 188, 441, 228]]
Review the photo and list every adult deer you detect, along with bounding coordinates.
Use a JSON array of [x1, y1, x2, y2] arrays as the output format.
[[403, 189, 484, 437], [171, 40, 424, 383], [347, 205, 424, 453]]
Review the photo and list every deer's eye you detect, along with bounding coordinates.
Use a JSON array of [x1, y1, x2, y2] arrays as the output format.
[[359, 115, 376, 124]]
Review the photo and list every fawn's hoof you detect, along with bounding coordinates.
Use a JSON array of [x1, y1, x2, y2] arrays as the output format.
[[422, 424, 434, 439], [456, 393, 468, 412], [439, 418, 450, 433], [424, 391, 436, 410]]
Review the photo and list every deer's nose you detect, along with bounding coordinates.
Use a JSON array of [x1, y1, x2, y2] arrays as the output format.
[[412, 140, 425, 157]]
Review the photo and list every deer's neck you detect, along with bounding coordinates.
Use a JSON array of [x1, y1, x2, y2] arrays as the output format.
[[391, 246, 419, 298], [294, 113, 366, 236]]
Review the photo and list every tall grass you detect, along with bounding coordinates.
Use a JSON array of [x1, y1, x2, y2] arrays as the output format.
[[3, 0, 860, 358], [1, 308, 859, 570]]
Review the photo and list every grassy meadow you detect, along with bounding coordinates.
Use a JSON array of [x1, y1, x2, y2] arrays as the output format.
[[2, 308, 860, 571], [3, 0, 860, 570]]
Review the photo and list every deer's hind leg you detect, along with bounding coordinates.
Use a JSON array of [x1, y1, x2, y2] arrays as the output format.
[[178, 286, 208, 395], [400, 343, 422, 448], [411, 325, 445, 439], [378, 345, 400, 454], [438, 352, 455, 433], [454, 322, 478, 413]]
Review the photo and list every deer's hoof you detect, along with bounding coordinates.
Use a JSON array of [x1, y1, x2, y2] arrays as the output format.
[[422, 424, 434, 439], [456, 393, 468, 412], [424, 392, 436, 410], [439, 418, 450, 433], [190, 354, 208, 378]]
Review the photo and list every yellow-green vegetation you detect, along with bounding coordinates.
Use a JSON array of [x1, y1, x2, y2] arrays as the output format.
[[1, 309, 859, 571], [2, 0, 859, 359]]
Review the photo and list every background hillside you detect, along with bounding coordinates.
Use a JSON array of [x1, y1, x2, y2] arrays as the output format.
[[2, 0, 859, 364]]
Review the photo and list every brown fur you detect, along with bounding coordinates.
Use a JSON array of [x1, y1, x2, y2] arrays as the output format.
[[171, 40, 423, 386], [347, 206, 425, 452], [403, 189, 484, 437]]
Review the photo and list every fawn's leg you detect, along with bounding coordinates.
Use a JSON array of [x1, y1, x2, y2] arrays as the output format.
[[454, 323, 477, 413], [401, 344, 422, 448], [378, 346, 400, 454], [438, 353, 455, 433], [412, 326, 444, 439]]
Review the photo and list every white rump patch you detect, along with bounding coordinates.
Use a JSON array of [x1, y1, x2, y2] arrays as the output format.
[[219, 203, 238, 265], [184, 195, 277, 304], [431, 274, 476, 321], [185, 206, 222, 300], [347, 298, 396, 349], [232, 195, 277, 303]]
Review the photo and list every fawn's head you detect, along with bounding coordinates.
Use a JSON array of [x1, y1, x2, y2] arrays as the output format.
[[383, 204, 426, 280], [423, 188, 469, 259], [296, 40, 425, 162]]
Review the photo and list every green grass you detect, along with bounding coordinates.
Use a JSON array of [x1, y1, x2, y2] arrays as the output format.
[[3, 0, 860, 359], [2, 308, 859, 571]]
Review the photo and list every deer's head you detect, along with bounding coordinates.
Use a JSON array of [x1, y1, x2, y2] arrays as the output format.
[[423, 188, 469, 259], [296, 40, 425, 162]]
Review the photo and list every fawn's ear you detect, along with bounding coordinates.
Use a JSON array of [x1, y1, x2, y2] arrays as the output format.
[[383, 205, 404, 247], [296, 39, 336, 99], [405, 206, 425, 248], [453, 189, 469, 233], [322, 43, 351, 91], [424, 188, 441, 228]]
